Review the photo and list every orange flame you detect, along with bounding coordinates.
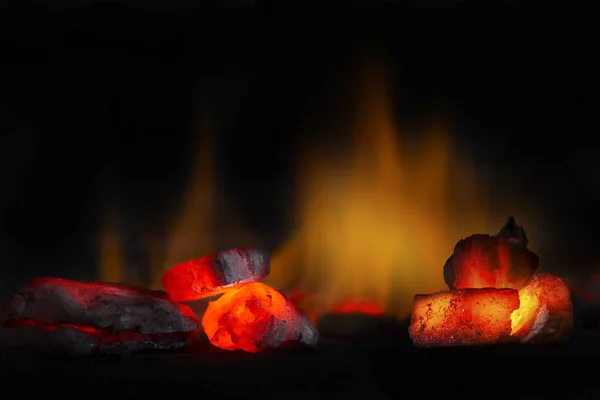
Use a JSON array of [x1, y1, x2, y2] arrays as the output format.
[[98, 113, 257, 288], [98, 199, 124, 284], [267, 53, 494, 319], [150, 116, 215, 288]]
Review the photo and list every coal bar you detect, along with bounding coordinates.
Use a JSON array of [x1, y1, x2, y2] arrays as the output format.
[[408, 288, 520, 347]]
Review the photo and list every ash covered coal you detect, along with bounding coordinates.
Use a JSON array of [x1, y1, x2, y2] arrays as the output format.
[[162, 247, 270, 302], [0, 278, 199, 356]]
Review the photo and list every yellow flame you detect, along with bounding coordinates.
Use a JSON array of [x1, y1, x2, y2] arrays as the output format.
[[268, 55, 493, 318], [98, 115, 216, 288], [150, 117, 215, 288], [98, 112, 259, 288], [98, 205, 124, 283]]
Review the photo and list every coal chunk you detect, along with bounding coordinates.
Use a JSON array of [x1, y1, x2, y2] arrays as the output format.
[[443, 217, 539, 290], [162, 248, 270, 302], [1, 278, 199, 355], [511, 274, 573, 344], [202, 282, 319, 352]]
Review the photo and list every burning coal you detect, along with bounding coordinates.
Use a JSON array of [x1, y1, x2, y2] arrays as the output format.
[[0, 278, 199, 356], [202, 282, 318, 353], [162, 248, 271, 302], [410, 288, 520, 347], [161, 247, 319, 352], [1, 248, 317, 355], [409, 218, 573, 347]]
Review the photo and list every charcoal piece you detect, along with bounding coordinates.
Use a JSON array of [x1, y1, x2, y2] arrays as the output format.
[[201, 282, 319, 353], [162, 247, 270, 302], [443, 217, 539, 290], [408, 288, 520, 347], [1, 277, 199, 355], [511, 274, 573, 344]]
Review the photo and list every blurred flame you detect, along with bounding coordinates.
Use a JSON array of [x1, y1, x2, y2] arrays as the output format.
[[98, 115, 216, 288], [268, 55, 492, 319], [98, 54, 500, 322], [98, 204, 124, 283], [149, 117, 214, 288], [98, 111, 259, 288]]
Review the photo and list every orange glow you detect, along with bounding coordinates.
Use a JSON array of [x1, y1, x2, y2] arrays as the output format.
[[268, 53, 493, 318], [510, 284, 540, 336], [201, 282, 290, 353], [409, 274, 573, 347], [443, 231, 539, 290], [152, 117, 215, 288], [161, 259, 238, 302], [97, 114, 259, 289], [161, 248, 270, 302], [98, 203, 124, 283], [510, 274, 573, 342], [96, 117, 215, 287], [408, 288, 520, 347], [5, 318, 101, 335], [331, 300, 384, 316]]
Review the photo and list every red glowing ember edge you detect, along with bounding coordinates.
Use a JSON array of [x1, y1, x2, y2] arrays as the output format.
[[202, 282, 319, 353], [3, 318, 198, 356], [331, 300, 384, 316], [408, 288, 520, 347], [162, 248, 271, 302], [510, 274, 573, 344], [443, 217, 539, 290], [1, 277, 199, 355]]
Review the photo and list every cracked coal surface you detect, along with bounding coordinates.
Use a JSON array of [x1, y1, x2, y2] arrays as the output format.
[[2, 319, 600, 399]]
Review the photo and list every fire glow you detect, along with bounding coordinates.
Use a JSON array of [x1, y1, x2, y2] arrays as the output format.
[[97, 52, 502, 322], [408, 219, 573, 347], [267, 55, 493, 320], [162, 248, 319, 353]]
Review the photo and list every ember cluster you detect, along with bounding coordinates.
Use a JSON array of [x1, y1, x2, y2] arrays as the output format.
[[0, 248, 319, 355], [408, 217, 573, 347], [162, 248, 319, 353]]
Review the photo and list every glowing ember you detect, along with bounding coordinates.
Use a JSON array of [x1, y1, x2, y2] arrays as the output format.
[[162, 248, 270, 302], [408, 288, 520, 347], [1, 277, 199, 355], [4, 318, 100, 334], [443, 217, 539, 290], [331, 300, 384, 316], [510, 274, 573, 343], [202, 282, 319, 353], [409, 273, 573, 347]]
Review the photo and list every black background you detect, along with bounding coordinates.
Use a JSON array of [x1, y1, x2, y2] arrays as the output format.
[[1, 1, 599, 295]]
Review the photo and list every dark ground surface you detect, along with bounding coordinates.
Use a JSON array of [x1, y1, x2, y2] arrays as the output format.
[[2, 317, 600, 399]]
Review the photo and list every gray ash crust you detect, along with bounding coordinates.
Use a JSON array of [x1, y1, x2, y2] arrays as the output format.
[[209, 248, 271, 286]]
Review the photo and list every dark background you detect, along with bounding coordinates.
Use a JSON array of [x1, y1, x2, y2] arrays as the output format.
[[1, 1, 599, 296]]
